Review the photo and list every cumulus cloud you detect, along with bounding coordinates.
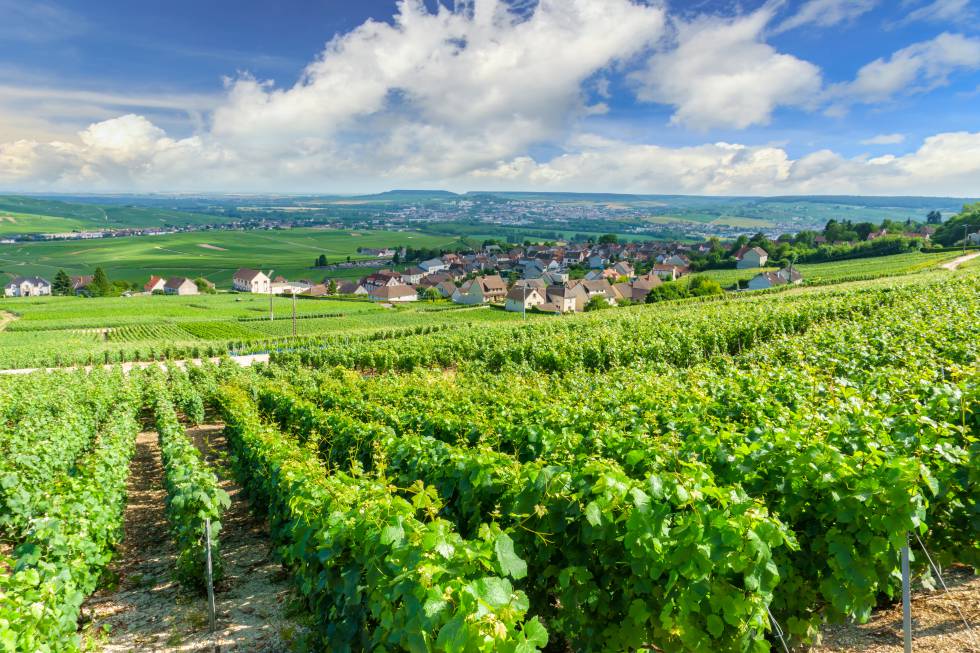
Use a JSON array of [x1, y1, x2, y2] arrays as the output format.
[[773, 0, 878, 34], [829, 32, 980, 107], [468, 131, 980, 196], [860, 133, 906, 144], [1, 0, 979, 196], [631, 7, 823, 129]]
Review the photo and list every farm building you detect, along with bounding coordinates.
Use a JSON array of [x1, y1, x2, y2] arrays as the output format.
[[747, 267, 803, 291]]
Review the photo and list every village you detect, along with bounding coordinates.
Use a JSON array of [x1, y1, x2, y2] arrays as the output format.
[[2, 239, 806, 312]]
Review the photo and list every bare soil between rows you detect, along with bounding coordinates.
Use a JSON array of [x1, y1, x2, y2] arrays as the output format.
[[83, 425, 305, 652], [813, 566, 979, 653]]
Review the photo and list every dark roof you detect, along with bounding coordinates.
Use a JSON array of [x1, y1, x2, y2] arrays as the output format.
[[234, 268, 265, 282], [165, 277, 192, 289], [7, 276, 50, 286]]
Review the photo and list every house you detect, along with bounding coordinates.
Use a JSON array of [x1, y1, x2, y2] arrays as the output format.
[[663, 255, 690, 268], [578, 279, 618, 307], [303, 284, 330, 297], [71, 275, 94, 294], [233, 268, 271, 293], [336, 281, 368, 295], [368, 284, 418, 302], [968, 231, 980, 245], [736, 247, 768, 269], [866, 229, 888, 241], [401, 266, 426, 285], [747, 267, 803, 291], [504, 286, 546, 313], [3, 276, 51, 297], [144, 275, 166, 293], [545, 285, 579, 313], [419, 257, 449, 273], [611, 261, 634, 278], [632, 273, 663, 292], [588, 254, 607, 269], [651, 264, 685, 281], [272, 280, 311, 295], [434, 281, 458, 298], [363, 270, 402, 290], [164, 277, 199, 295], [452, 275, 508, 305]]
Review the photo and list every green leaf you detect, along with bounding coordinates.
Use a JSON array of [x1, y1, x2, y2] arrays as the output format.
[[495, 533, 528, 580], [585, 501, 602, 527], [706, 614, 724, 638]]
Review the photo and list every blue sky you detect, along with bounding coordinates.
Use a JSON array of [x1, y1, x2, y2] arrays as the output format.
[[1, 0, 978, 195]]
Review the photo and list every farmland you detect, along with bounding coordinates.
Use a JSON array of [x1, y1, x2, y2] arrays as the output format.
[[0, 265, 976, 652], [0, 292, 544, 370], [0, 227, 466, 286]]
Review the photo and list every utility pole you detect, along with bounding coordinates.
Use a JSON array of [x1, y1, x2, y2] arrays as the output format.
[[291, 291, 297, 337], [268, 270, 275, 321], [965, 225, 969, 255], [522, 284, 527, 321]]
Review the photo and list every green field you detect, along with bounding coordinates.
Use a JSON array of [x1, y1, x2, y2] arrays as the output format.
[[0, 293, 543, 369], [0, 196, 226, 232], [0, 228, 465, 286], [697, 251, 961, 288]]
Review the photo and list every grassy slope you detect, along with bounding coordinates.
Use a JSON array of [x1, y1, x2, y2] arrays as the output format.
[[0, 228, 464, 285], [0, 196, 221, 232]]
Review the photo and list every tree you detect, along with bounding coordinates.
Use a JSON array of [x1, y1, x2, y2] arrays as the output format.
[[392, 251, 401, 265], [598, 233, 618, 245], [52, 269, 72, 296], [687, 276, 723, 297], [90, 267, 112, 297], [316, 254, 328, 267], [927, 210, 943, 224], [195, 277, 216, 294], [421, 287, 441, 301], [585, 295, 612, 311], [327, 279, 338, 295]]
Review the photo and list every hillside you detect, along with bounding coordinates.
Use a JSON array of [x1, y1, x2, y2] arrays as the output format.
[[0, 195, 226, 234]]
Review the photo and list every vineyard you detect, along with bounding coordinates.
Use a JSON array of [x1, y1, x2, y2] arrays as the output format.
[[0, 267, 976, 651]]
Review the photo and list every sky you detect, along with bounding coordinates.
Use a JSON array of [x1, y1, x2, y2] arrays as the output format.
[[1, 0, 979, 196]]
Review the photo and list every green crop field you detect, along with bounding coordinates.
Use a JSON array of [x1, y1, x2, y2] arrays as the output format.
[[1, 266, 975, 651], [0, 292, 545, 369], [0, 195, 226, 232], [697, 250, 961, 288], [0, 227, 465, 286]]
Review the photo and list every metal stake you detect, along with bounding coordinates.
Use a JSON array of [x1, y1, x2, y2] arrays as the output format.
[[205, 518, 218, 651], [902, 535, 912, 653]]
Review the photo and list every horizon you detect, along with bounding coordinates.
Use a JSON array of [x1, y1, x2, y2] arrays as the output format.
[[1, 0, 979, 195]]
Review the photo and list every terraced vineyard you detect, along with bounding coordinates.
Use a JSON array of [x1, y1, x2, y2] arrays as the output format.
[[0, 267, 976, 652]]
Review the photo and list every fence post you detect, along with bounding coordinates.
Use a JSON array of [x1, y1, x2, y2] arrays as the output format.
[[902, 534, 912, 653], [205, 518, 218, 651]]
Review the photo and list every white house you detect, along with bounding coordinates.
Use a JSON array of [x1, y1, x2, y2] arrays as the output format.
[[164, 277, 199, 296], [233, 268, 271, 293], [368, 284, 418, 302], [747, 267, 802, 291], [144, 275, 166, 293], [545, 285, 579, 313], [3, 276, 51, 297], [504, 286, 545, 313], [736, 247, 769, 269], [968, 231, 980, 245], [419, 257, 449, 273]]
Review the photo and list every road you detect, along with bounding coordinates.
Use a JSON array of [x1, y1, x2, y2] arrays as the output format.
[[0, 353, 270, 376], [940, 251, 980, 270]]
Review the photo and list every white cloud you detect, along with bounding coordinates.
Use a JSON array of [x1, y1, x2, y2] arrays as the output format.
[[860, 133, 906, 144], [830, 32, 980, 107], [901, 0, 973, 24], [631, 7, 823, 129], [773, 0, 878, 34], [467, 131, 980, 196]]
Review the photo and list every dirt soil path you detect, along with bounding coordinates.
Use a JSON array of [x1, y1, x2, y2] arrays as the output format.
[[940, 251, 980, 270], [83, 425, 304, 652], [813, 566, 980, 653], [0, 311, 14, 332]]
